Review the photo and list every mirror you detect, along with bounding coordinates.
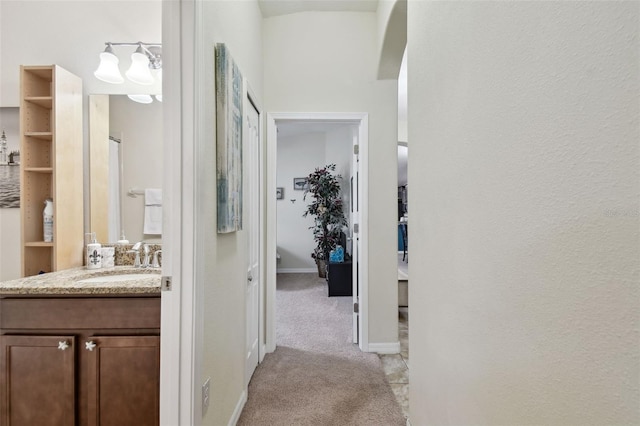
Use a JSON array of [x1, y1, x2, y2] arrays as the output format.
[[89, 94, 163, 244]]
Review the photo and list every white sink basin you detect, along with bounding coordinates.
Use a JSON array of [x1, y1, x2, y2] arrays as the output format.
[[77, 273, 159, 284]]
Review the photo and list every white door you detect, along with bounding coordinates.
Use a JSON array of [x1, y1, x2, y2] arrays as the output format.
[[351, 131, 360, 343], [245, 98, 261, 386]]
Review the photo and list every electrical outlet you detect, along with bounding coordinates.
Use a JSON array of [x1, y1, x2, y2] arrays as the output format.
[[202, 377, 211, 414]]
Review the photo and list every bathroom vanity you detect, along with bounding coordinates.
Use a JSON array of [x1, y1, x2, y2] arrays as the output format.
[[0, 267, 161, 426]]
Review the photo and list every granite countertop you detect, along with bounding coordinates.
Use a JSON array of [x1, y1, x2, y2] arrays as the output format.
[[0, 266, 161, 296]]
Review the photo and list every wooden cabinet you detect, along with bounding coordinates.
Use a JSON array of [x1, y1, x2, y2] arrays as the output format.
[[327, 261, 353, 297], [0, 296, 160, 425], [20, 65, 84, 277], [0, 335, 76, 425]]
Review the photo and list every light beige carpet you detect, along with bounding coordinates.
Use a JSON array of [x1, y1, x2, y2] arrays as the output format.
[[237, 273, 405, 426]]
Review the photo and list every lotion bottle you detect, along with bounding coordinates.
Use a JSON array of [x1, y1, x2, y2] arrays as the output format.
[[43, 199, 53, 242], [86, 232, 102, 269]]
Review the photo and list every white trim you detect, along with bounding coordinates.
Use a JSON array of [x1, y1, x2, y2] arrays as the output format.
[[227, 390, 248, 426], [246, 86, 266, 366], [367, 341, 401, 354], [266, 112, 369, 354], [276, 268, 317, 274], [160, 0, 190, 423], [260, 343, 267, 363], [191, 0, 205, 419], [266, 115, 278, 353], [358, 115, 369, 352]]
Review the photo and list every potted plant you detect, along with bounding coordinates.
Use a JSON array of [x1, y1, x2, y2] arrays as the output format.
[[303, 164, 348, 278]]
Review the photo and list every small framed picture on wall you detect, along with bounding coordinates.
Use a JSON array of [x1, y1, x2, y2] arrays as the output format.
[[293, 178, 309, 191], [276, 187, 284, 199]]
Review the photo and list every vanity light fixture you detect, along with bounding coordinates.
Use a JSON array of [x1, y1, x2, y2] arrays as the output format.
[[94, 42, 162, 85]]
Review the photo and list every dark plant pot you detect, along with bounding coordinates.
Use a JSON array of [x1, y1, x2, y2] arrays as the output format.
[[316, 258, 327, 278]]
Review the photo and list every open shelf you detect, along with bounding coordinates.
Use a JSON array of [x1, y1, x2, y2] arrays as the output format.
[[24, 241, 54, 247], [23, 132, 53, 140], [24, 167, 53, 173], [24, 97, 53, 109], [20, 65, 84, 277]]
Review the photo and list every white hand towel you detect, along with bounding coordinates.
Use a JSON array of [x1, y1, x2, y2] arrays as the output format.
[[143, 188, 162, 235]]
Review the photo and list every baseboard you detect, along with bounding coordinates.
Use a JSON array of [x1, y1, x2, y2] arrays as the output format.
[[228, 390, 247, 426], [260, 343, 268, 361], [368, 341, 401, 354], [276, 268, 317, 273]]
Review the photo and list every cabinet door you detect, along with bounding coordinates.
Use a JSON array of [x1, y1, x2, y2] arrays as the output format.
[[0, 335, 76, 426], [86, 336, 160, 426]]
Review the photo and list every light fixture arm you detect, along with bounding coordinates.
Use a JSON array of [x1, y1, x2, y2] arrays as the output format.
[[103, 41, 162, 69]]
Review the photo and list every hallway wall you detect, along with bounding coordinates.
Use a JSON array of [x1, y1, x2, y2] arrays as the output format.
[[264, 11, 399, 347], [408, 2, 639, 424], [195, 1, 264, 424]]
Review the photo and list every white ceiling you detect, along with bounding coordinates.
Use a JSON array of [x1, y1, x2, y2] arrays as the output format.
[[258, 0, 379, 18]]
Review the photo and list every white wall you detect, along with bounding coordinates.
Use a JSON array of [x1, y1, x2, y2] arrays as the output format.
[[109, 96, 163, 243], [194, 1, 263, 424], [0, 108, 20, 281], [276, 127, 352, 271], [325, 125, 353, 212], [408, 2, 639, 424], [264, 11, 399, 346], [0, 1, 162, 107], [276, 132, 325, 271]]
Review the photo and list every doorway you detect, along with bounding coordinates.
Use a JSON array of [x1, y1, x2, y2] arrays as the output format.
[[266, 112, 370, 352]]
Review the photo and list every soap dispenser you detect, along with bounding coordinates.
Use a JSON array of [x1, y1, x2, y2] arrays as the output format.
[[43, 199, 53, 242], [86, 232, 102, 269]]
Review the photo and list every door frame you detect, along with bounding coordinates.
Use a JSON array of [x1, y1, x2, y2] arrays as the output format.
[[245, 84, 266, 370], [265, 112, 370, 352]]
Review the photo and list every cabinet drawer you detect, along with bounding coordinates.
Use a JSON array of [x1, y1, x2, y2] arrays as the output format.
[[0, 297, 160, 330]]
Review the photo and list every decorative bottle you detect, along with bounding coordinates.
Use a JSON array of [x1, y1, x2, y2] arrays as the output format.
[[43, 199, 53, 242]]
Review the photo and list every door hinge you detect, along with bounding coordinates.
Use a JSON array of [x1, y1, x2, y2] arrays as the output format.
[[353, 302, 359, 313], [353, 223, 359, 234], [353, 144, 359, 155], [161, 276, 172, 291]]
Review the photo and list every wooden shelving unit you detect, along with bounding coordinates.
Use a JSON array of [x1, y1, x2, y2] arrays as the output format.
[[20, 65, 84, 277]]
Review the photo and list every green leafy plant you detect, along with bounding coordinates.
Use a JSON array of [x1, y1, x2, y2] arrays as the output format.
[[303, 164, 348, 261]]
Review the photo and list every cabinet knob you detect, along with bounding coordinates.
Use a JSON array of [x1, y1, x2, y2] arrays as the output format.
[[85, 341, 97, 352], [57, 341, 70, 351]]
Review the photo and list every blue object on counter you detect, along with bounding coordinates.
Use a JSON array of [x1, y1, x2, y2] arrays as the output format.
[[330, 245, 344, 263]]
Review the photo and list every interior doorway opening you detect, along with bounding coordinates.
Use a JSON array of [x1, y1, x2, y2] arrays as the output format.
[[266, 112, 370, 352]]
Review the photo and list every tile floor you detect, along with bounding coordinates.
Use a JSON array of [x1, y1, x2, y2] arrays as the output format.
[[380, 306, 409, 420]]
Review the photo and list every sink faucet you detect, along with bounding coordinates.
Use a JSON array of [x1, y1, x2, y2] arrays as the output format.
[[152, 250, 162, 268], [129, 242, 150, 268]]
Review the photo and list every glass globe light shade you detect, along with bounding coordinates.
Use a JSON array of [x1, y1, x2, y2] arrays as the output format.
[[127, 94, 153, 104], [126, 50, 154, 85], [94, 51, 124, 84]]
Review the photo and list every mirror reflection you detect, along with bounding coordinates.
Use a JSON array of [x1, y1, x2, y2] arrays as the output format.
[[89, 94, 163, 244]]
